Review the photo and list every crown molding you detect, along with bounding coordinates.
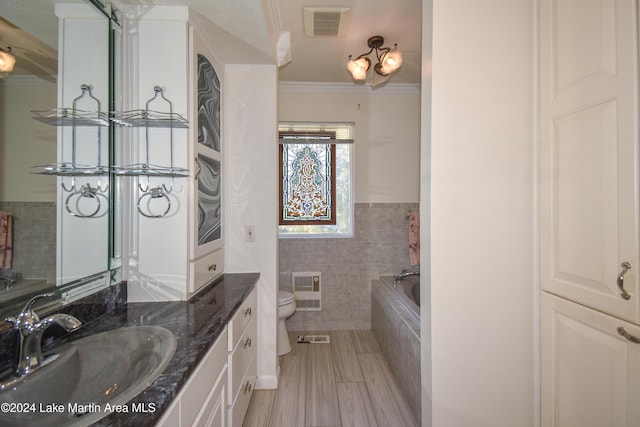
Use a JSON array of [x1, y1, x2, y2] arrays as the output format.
[[279, 81, 420, 94]]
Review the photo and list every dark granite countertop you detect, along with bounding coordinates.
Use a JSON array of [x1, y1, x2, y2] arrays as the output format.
[[74, 273, 259, 426]]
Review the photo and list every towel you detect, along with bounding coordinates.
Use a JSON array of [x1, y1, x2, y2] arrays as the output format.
[[0, 211, 13, 270], [408, 211, 420, 266]]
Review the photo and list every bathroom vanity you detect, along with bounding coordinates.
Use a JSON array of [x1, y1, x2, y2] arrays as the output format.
[[0, 273, 260, 427], [120, 274, 256, 427], [155, 280, 257, 427]]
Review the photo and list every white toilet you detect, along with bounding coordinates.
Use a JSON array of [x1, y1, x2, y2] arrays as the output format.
[[278, 291, 296, 355]]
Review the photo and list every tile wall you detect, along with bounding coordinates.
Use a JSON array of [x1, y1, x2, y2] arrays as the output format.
[[371, 278, 421, 424], [279, 202, 419, 331], [0, 202, 56, 283]]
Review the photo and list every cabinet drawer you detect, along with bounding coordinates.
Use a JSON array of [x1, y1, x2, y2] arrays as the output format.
[[228, 352, 257, 427], [181, 328, 228, 427], [190, 249, 224, 294], [229, 315, 257, 402], [228, 288, 256, 351]]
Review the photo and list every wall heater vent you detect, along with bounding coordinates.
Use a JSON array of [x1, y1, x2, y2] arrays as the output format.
[[292, 272, 321, 311], [303, 7, 350, 37]]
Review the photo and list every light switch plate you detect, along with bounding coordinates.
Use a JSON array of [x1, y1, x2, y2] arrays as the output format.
[[244, 225, 256, 242]]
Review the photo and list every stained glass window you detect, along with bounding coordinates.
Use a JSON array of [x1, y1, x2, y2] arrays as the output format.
[[278, 122, 353, 237], [279, 142, 336, 225]]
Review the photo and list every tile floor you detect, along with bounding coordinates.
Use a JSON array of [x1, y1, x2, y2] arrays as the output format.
[[243, 330, 418, 427]]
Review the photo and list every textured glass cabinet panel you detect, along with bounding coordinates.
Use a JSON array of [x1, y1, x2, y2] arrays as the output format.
[[196, 51, 221, 247], [197, 154, 221, 245], [196, 54, 221, 152]]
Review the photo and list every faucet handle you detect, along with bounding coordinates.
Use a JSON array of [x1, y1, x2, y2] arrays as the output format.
[[13, 293, 56, 327]]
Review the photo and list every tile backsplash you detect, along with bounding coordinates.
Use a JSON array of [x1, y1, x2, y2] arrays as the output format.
[[279, 202, 419, 331], [0, 201, 56, 283]]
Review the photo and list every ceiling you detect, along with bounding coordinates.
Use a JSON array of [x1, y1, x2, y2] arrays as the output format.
[[0, 0, 57, 81], [0, 0, 421, 85], [276, 0, 422, 84]]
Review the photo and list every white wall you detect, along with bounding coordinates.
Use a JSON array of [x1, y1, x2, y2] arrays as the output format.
[[0, 79, 57, 202], [279, 83, 421, 203], [224, 64, 279, 388], [427, 0, 535, 426], [124, 7, 191, 300]]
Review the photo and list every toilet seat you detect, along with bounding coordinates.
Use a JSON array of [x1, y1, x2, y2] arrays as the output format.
[[278, 291, 295, 306]]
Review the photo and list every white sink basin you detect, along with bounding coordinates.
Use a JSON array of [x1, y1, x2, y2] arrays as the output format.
[[0, 325, 176, 427]]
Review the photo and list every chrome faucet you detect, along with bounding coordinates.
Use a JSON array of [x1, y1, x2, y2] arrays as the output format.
[[393, 268, 420, 286], [4, 293, 82, 377], [0, 273, 20, 290]]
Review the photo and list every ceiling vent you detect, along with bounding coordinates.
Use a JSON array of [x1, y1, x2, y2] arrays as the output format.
[[303, 7, 350, 37]]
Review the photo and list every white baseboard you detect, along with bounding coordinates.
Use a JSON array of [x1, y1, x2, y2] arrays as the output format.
[[255, 372, 279, 389]]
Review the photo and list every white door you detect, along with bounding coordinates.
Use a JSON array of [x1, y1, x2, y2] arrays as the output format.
[[539, 0, 640, 323], [541, 293, 640, 427]]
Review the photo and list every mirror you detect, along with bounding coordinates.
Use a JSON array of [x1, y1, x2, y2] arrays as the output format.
[[0, 0, 120, 320]]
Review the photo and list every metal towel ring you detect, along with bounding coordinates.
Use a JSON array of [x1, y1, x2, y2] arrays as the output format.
[[137, 187, 171, 218], [64, 185, 102, 218]]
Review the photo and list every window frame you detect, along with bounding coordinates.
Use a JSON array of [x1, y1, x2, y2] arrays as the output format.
[[278, 122, 354, 239], [279, 141, 337, 225]]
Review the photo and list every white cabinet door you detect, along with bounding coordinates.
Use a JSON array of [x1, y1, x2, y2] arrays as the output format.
[[190, 26, 224, 262], [156, 328, 228, 427], [193, 369, 227, 427], [186, 26, 225, 296], [539, 0, 640, 323], [541, 293, 640, 427]]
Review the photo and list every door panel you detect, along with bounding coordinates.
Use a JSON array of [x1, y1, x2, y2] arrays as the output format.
[[540, 0, 639, 323], [541, 293, 640, 427]]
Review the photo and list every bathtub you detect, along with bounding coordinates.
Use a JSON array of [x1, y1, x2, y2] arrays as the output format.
[[371, 275, 421, 424], [389, 275, 420, 311]]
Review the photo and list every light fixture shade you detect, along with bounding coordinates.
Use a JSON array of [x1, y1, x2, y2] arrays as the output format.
[[0, 48, 16, 76], [379, 49, 402, 75], [347, 36, 402, 86], [371, 69, 391, 88], [347, 57, 370, 81]]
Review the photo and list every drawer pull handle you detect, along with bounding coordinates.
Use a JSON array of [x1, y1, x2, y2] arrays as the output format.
[[208, 264, 217, 271], [243, 381, 253, 394], [243, 337, 252, 349], [617, 327, 640, 344], [244, 307, 252, 317], [617, 262, 632, 300]]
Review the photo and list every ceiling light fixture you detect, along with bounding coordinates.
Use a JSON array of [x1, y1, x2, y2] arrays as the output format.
[[0, 47, 16, 78], [347, 35, 402, 87]]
